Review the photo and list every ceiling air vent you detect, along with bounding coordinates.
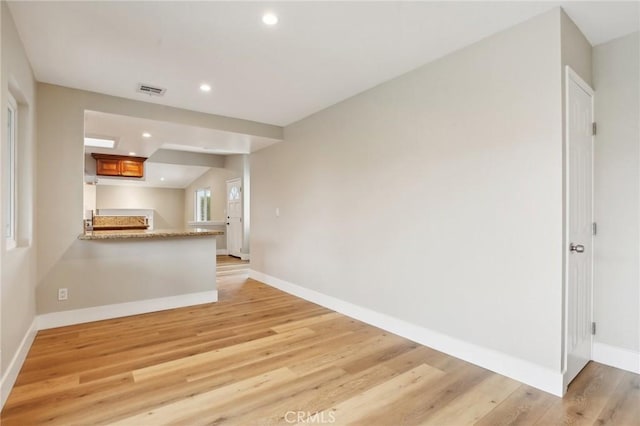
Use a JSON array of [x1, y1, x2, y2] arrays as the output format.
[[136, 83, 166, 96]]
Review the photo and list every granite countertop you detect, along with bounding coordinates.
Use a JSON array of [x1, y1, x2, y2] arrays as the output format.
[[79, 228, 223, 240]]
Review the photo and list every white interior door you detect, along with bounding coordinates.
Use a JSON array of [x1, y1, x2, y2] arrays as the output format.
[[226, 178, 242, 258], [564, 68, 594, 388]]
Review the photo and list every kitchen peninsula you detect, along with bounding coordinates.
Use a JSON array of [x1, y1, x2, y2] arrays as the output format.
[[36, 227, 224, 328]]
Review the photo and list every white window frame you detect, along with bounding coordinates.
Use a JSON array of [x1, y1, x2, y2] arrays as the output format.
[[194, 187, 211, 222], [5, 94, 17, 249]]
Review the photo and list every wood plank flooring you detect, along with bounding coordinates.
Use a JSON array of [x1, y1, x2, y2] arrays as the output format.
[[1, 256, 638, 425]]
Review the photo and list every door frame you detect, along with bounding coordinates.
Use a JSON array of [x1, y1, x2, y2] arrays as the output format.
[[562, 65, 595, 391]]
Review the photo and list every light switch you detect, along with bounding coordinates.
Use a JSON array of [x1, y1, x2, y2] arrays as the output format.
[[275, 208, 280, 217]]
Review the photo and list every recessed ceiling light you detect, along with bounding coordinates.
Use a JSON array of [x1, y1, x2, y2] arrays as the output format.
[[142, 132, 151, 138], [84, 137, 115, 149], [262, 12, 278, 26], [200, 83, 211, 92], [160, 177, 165, 181], [129, 152, 136, 156]]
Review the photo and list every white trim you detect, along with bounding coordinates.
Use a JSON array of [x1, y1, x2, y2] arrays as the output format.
[[592, 342, 640, 374], [38, 291, 217, 330], [5, 93, 18, 248], [216, 248, 228, 255], [249, 269, 564, 396], [240, 252, 250, 261], [1, 318, 38, 409]]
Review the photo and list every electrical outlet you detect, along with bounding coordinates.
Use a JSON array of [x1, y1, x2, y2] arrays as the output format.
[[58, 288, 68, 301]]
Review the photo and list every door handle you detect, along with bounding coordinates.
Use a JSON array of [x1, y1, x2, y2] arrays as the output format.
[[226, 223, 230, 226], [569, 243, 585, 253]]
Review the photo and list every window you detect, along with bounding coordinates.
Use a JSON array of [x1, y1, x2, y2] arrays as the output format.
[[229, 185, 240, 201], [194, 188, 211, 222], [5, 94, 17, 248]]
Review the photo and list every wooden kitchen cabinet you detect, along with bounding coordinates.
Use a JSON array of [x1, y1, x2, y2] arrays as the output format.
[[92, 154, 146, 178], [120, 159, 145, 177]]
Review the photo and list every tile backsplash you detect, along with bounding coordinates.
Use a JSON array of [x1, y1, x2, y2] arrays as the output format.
[[93, 215, 148, 229]]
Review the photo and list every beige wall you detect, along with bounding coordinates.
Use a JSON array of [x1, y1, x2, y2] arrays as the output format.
[[1, 2, 37, 376], [252, 9, 565, 372], [184, 167, 235, 250], [83, 183, 96, 215], [184, 168, 235, 223], [224, 154, 244, 180], [36, 84, 281, 316], [593, 32, 640, 353], [561, 11, 592, 86], [149, 149, 225, 168], [96, 185, 185, 229]]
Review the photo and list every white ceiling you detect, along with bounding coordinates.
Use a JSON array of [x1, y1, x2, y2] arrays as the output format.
[[85, 110, 276, 189], [8, 1, 639, 127], [84, 110, 279, 158]]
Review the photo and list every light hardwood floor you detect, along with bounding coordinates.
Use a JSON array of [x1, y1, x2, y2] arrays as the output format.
[[1, 256, 638, 425]]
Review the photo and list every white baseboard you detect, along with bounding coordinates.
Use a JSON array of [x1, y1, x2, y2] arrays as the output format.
[[249, 269, 564, 397], [216, 249, 228, 255], [240, 252, 250, 261], [38, 291, 218, 330], [592, 341, 640, 374], [1, 318, 38, 409]]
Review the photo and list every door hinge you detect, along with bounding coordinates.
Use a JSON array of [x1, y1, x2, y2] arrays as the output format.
[[592, 122, 597, 136], [592, 322, 596, 335], [592, 222, 597, 236]]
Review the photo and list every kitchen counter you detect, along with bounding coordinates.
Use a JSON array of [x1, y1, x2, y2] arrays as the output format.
[[79, 228, 223, 240]]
